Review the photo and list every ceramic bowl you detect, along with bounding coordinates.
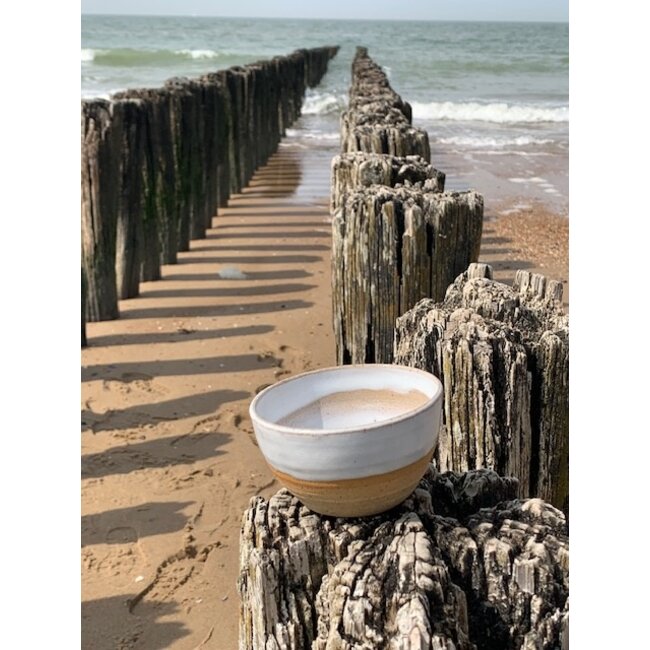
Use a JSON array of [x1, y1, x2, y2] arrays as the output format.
[[249, 364, 443, 517]]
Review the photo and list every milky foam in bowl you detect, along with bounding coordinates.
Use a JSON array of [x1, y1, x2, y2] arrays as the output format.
[[250, 364, 443, 517]]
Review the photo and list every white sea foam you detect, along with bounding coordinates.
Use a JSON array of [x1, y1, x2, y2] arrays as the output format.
[[301, 92, 346, 115], [177, 48, 221, 59], [81, 90, 113, 100], [412, 101, 568, 123], [437, 135, 553, 148], [500, 202, 535, 216], [483, 151, 552, 157], [508, 177, 550, 184], [286, 128, 340, 141], [81, 48, 100, 62]]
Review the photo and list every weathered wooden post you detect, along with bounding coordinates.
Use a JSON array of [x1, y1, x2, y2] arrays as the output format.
[[238, 468, 569, 650], [329, 47, 476, 365], [81, 269, 87, 347], [81, 99, 121, 321], [112, 97, 146, 299], [183, 78, 208, 242], [330, 152, 445, 213], [165, 76, 209, 250], [341, 122, 431, 160], [394, 264, 569, 509], [165, 80, 192, 253], [331, 187, 483, 364]]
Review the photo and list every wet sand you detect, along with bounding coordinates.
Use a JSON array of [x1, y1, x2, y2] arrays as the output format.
[[481, 201, 569, 309], [81, 138, 568, 649]]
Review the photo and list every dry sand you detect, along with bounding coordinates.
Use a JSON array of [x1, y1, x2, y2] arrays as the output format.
[[81, 140, 568, 649]]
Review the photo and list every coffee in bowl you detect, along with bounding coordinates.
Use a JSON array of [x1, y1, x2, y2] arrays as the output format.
[[277, 388, 430, 429], [250, 364, 443, 517]]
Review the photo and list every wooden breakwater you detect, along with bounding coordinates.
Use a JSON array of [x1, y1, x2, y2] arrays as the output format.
[[329, 49, 568, 509], [331, 47, 484, 364], [237, 49, 569, 650], [395, 263, 569, 508], [81, 45, 339, 333]]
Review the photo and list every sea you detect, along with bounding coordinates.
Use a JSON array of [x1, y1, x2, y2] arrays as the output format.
[[81, 15, 569, 217]]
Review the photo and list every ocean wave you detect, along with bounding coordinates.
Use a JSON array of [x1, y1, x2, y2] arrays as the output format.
[[509, 177, 550, 184], [177, 48, 222, 60], [301, 92, 347, 115], [80, 47, 243, 67], [81, 89, 113, 100], [286, 128, 340, 141], [81, 48, 98, 62], [436, 135, 553, 148], [412, 101, 568, 123]]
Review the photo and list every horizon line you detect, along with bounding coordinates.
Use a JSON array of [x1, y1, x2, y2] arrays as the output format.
[[81, 13, 569, 24]]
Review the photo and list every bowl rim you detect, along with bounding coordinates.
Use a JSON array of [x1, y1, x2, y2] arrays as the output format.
[[249, 363, 443, 436]]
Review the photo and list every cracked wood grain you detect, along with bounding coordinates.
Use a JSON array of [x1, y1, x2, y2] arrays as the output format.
[[238, 468, 568, 650]]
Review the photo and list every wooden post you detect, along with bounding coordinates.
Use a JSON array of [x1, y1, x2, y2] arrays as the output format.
[[199, 73, 230, 213], [165, 80, 192, 253], [332, 187, 483, 365], [81, 99, 121, 321], [112, 97, 146, 299], [394, 264, 569, 509], [331, 152, 445, 213], [81, 269, 87, 347], [238, 467, 569, 650], [341, 123, 431, 160]]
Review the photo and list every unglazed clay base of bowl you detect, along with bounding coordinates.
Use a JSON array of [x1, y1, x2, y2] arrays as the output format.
[[249, 364, 443, 517], [268, 450, 434, 517]]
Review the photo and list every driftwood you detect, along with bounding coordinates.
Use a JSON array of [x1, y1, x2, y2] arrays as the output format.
[[238, 467, 569, 650], [81, 99, 121, 321], [332, 186, 483, 365], [394, 264, 569, 509], [331, 152, 445, 213], [81, 45, 339, 322]]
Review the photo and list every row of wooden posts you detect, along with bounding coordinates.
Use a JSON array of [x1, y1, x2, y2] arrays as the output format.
[[329, 46, 568, 509], [238, 48, 569, 649], [81, 45, 339, 345], [330, 47, 485, 365]]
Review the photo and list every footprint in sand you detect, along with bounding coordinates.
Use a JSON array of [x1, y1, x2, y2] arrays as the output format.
[[129, 552, 197, 613], [106, 525, 138, 544], [271, 343, 314, 378], [102, 372, 169, 398], [182, 409, 247, 438], [94, 541, 144, 577]]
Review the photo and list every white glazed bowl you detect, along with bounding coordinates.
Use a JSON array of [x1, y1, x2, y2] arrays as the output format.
[[249, 364, 443, 517]]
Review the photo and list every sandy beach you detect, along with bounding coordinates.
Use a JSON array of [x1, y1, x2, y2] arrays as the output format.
[[81, 127, 568, 648]]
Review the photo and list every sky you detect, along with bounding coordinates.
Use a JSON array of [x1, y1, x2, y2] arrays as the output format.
[[80, 0, 569, 22]]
